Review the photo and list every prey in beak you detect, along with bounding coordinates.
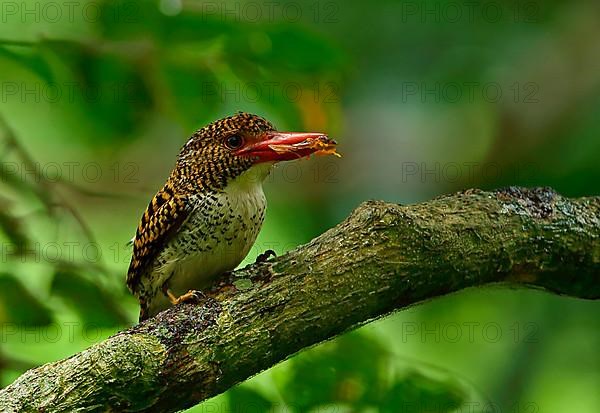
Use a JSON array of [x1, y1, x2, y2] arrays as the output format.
[[236, 131, 340, 163]]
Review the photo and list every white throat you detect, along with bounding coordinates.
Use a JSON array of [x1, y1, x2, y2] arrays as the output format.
[[225, 162, 274, 194]]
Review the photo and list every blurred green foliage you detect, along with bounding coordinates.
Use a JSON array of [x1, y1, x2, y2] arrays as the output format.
[[229, 333, 471, 413], [0, 0, 598, 412]]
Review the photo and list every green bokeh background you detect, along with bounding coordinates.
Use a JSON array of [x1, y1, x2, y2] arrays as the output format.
[[0, 0, 598, 411]]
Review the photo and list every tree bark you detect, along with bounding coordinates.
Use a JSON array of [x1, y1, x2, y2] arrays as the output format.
[[1, 187, 599, 412]]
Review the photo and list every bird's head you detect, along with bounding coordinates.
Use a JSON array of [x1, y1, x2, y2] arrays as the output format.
[[175, 112, 337, 191]]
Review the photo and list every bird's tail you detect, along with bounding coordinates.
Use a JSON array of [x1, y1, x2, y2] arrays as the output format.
[[138, 300, 149, 322], [138, 293, 170, 322]]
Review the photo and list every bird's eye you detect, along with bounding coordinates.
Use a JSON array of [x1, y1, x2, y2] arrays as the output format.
[[224, 134, 244, 150]]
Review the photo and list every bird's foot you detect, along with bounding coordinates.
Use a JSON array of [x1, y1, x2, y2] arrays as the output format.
[[165, 289, 206, 305], [255, 249, 276, 263]]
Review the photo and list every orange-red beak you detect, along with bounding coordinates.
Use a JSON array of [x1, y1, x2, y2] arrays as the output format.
[[235, 131, 338, 163]]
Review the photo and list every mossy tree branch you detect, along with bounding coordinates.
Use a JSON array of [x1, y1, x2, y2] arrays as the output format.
[[1, 187, 599, 412]]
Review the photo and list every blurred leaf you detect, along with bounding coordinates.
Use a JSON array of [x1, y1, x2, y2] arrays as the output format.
[[98, 0, 231, 43], [0, 45, 54, 84], [0, 274, 52, 326], [51, 271, 128, 327], [0, 205, 29, 254], [380, 371, 467, 413], [226, 25, 347, 76], [161, 62, 221, 127], [228, 386, 272, 413], [280, 333, 388, 412], [36, 40, 154, 142], [278, 332, 471, 413]]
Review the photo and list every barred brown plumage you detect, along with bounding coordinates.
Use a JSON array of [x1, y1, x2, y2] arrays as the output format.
[[127, 112, 337, 321]]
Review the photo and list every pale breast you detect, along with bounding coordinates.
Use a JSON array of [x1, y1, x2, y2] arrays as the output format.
[[167, 189, 264, 280], [144, 165, 271, 316]]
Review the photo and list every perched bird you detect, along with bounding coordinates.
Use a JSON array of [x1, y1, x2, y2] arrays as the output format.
[[127, 112, 338, 321]]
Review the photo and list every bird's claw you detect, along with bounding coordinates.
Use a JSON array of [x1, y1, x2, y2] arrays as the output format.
[[165, 288, 206, 305], [176, 289, 206, 304], [255, 249, 276, 263]]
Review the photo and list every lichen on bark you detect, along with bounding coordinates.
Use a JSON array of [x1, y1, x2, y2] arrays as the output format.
[[1, 187, 598, 413]]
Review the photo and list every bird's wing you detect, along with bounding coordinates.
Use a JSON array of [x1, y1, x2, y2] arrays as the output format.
[[126, 192, 192, 293]]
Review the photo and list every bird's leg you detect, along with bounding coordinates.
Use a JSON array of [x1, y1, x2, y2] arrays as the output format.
[[175, 289, 206, 304], [162, 284, 205, 305], [255, 249, 276, 263]]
